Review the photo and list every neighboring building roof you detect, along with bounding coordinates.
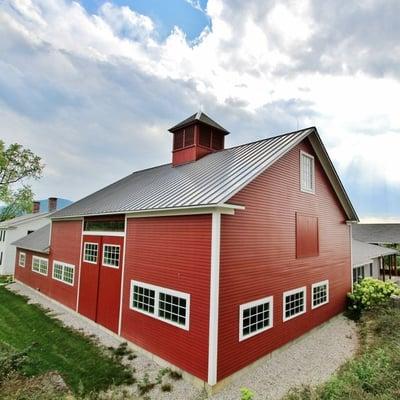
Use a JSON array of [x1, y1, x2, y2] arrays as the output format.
[[169, 111, 230, 133], [352, 239, 397, 266], [0, 212, 50, 229], [11, 224, 50, 254], [352, 224, 400, 244], [51, 127, 359, 221]]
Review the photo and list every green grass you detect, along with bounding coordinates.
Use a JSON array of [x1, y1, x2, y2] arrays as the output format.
[[0, 286, 134, 395], [0, 276, 13, 285], [284, 306, 400, 400]]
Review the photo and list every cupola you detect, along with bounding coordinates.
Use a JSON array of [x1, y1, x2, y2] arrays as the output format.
[[169, 111, 229, 166]]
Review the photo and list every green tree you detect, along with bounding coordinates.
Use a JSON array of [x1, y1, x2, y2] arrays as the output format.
[[0, 141, 44, 221]]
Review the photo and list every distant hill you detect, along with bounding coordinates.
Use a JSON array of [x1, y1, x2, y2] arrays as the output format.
[[38, 198, 73, 213]]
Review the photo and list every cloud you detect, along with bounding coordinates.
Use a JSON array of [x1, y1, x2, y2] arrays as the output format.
[[0, 0, 399, 218]]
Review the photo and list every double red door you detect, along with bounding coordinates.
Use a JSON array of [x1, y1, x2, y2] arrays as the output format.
[[78, 235, 123, 333]]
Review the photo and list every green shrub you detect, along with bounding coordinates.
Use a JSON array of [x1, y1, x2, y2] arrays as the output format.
[[348, 278, 400, 315], [240, 387, 255, 400]]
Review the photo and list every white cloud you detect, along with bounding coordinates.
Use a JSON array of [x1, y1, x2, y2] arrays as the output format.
[[0, 0, 399, 217]]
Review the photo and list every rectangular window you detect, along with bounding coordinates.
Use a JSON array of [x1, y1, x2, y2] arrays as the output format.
[[32, 256, 48, 276], [130, 281, 190, 330], [83, 242, 98, 264], [300, 151, 315, 193], [83, 220, 124, 232], [52, 261, 75, 286], [283, 286, 306, 321], [353, 265, 365, 285], [239, 296, 273, 341], [0, 251, 2, 266], [296, 213, 319, 258], [19, 252, 26, 268], [312, 280, 329, 309], [102, 245, 120, 268]]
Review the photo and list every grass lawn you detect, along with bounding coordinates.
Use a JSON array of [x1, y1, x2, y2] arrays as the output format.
[[0, 286, 134, 396], [285, 306, 400, 400]]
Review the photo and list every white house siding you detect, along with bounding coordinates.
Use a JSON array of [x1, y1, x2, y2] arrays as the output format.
[[0, 217, 50, 275]]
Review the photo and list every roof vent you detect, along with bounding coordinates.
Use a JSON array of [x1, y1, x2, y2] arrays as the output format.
[[168, 111, 229, 167]]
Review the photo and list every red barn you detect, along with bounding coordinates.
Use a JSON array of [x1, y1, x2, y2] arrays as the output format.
[[13, 112, 358, 389]]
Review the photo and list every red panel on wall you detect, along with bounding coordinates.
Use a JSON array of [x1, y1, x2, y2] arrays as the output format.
[[120, 215, 211, 381], [296, 213, 319, 258], [218, 138, 351, 381]]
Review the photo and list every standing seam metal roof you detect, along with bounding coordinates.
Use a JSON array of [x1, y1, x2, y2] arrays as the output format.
[[51, 127, 357, 220]]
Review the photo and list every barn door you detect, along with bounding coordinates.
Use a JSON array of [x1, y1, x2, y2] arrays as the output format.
[[78, 235, 123, 333]]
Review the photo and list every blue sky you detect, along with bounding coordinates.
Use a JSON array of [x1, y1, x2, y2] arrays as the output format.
[[1, 0, 400, 221]]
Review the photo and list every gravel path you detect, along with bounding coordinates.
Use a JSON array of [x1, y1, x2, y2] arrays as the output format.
[[7, 282, 357, 400]]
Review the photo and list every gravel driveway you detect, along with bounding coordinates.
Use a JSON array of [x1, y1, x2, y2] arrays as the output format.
[[8, 282, 357, 400]]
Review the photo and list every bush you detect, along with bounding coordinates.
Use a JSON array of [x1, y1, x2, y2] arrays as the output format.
[[348, 278, 400, 315], [240, 387, 255, 400]]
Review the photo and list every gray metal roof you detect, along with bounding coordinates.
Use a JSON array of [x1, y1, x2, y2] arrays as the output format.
[[353, 224, 400, 244], [51, 127, 358, 221], [352, 239, 397, 266], [169, 111, 229, 133], [11, 224, 50, 253], [0, 212, 50, 229]]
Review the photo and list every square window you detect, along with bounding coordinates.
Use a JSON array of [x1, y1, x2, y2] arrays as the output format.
[[239, 296, 273, 341], [283, 287, 306, 322], [102, 245, 120, 268], [84, 243, 98, 263]]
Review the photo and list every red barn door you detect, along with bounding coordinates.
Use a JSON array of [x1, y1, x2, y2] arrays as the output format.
[[78, 235, 123, 333]]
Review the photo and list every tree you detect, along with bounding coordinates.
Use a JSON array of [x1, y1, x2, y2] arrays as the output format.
[[0, 141, 44, 221]]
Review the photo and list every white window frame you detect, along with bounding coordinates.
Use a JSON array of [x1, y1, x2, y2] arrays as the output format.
[[32, 256, 48, 276], [83, 242, 99, 264], [311, 280, 329, 309], [300, 150, 315, 194], [102, 244, 121, 268], [18, 252, 26, 268], [129, 280, 190, 331], [52, 260, 75, 286], [239, 296, 274, 342], [283, 286, 307, 322]]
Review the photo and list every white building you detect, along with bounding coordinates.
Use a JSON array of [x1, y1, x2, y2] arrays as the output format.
[[0, 198, 59, 275]]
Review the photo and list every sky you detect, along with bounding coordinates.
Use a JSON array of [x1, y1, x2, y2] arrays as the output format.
[[0, 0, 399, 222]]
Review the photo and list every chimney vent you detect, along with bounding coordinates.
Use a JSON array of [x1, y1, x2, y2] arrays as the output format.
[[168, 111, 229, 167], [48, 197, 58, 212], [33, 201, 40, 214]]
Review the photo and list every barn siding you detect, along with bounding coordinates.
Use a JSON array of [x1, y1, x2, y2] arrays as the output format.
[[120, 215, 212, 381], [218, 138, 351, 380]]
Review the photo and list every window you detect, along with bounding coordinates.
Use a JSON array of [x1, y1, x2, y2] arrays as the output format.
[[296, 213, 319, 258], [0, 251, 2, 266], [130, 281, 190, 330], [83, 220, 124, 232], [312, 280, 329, 309], [0, 230, 5, 242], [353, 265, 365, 285], [83, 242, 98, 264], [239, 296, 273, 341], [52, 261, 75, 285], [19, 252, 26, 268], [102, 245, 120, 268], [32, 256, 48, 276], [300, 151, 315, 193], [283, 287, 306, 321]]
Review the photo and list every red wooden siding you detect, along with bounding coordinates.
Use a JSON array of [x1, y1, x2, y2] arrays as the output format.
[[15, 249, 51, 295], [296, 213, 319, 257], [49, 220, 82, 309], [120, 215, 211, 381], [218, 138, 351, 381]]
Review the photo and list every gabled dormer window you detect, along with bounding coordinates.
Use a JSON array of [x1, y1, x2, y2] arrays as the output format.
[[300, 151, 315, 194]]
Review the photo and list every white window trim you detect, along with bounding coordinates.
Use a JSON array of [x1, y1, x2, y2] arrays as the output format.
[[283, 286, 307, 322], [19, 252, 26, 268], [83, 231, 124, 237], [300, 150, 315, 194], [102, 244, 121, 268], [52, 260, 75, 286], [311, 280, 329, 310], [239, 296, 274, 342], [83, 242, 99, 264], [32, 256, 48, 276], [129, 280, 190, 331]]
